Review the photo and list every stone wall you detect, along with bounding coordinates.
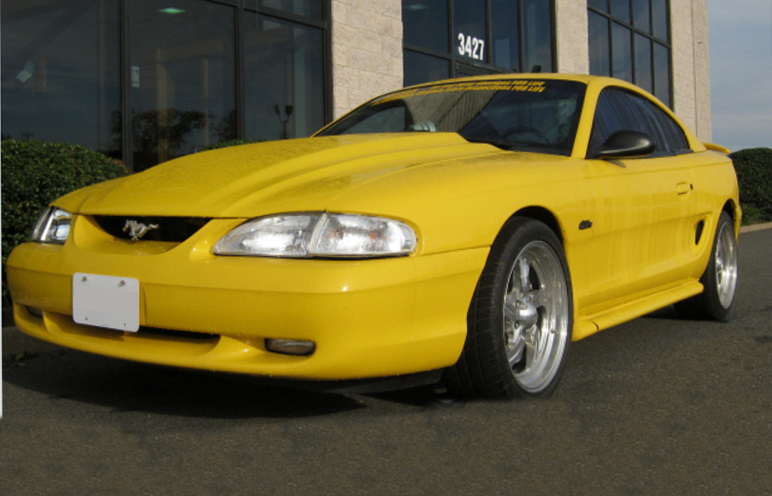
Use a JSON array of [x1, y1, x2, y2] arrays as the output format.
[[331, 0, 403, 119], [671, 0, 712, 141], [555, 0, 590, 74]]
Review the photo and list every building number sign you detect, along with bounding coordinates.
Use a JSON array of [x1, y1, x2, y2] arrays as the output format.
[[457, 33, 485, 61]]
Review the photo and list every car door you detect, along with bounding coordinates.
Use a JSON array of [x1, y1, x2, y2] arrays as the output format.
[[580, 87, 697, 313]]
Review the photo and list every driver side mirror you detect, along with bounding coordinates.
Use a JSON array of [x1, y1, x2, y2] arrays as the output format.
[[593, 130, 656, 160]]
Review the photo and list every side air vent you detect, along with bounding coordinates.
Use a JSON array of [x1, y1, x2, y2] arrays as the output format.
[[695, 220, 705, 245], [94, 216, 211, 243]]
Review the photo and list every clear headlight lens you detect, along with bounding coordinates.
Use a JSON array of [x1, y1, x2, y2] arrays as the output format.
[[31, 207, 72, 244], [213, 213, 417, 258]]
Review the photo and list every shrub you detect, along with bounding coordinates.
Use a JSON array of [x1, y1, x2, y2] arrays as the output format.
[[2, 140, 128, 305], [730, 147, 772, 223]]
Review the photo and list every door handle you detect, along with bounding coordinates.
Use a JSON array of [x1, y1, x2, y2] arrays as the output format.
[[677, 182, 692, 195]]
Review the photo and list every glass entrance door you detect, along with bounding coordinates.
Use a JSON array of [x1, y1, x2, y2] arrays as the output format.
[[128, 0, 237, 171]]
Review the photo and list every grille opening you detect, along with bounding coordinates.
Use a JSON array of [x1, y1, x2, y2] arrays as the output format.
[[94, 216, 211, 242], [137, 327, 218, 341]]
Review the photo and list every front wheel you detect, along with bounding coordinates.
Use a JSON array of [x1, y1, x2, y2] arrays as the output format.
[[675, 211, 738, 321], [444, 218, 573, 399]]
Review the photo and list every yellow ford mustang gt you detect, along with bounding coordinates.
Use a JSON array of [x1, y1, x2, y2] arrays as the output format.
[[7, 74, 740, 398]]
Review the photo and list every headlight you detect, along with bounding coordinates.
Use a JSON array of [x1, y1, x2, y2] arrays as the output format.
[[213, 213, 417, 258], [31, 207, 72, 244]]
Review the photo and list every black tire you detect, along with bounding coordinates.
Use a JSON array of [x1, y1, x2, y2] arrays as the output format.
[[444, 217, 573, 399], [675, 211, 738, 321]]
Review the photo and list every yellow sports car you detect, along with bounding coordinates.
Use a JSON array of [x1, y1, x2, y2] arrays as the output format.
[[7, 74, 740, 398]]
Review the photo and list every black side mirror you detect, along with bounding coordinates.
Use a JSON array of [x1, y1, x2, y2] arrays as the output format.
[[593, 130, 656, 159]]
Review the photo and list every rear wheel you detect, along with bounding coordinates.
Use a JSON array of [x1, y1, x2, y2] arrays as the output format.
[[675, 211, 738, 321], [445, 217, 573, 399]]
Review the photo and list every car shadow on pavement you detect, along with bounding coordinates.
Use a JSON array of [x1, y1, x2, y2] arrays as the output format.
[[3, 347, 371, 419]]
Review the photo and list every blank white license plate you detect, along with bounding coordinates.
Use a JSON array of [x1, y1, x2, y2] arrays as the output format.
[[72, 273, 140, 332]]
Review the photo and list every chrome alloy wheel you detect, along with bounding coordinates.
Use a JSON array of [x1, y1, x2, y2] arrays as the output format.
[[714, 220, 739, 309], [503, 240, 570, 393]]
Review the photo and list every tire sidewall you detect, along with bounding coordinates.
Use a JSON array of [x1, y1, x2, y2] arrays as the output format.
[[700, 212, 738, 321], [484, 218, 574, 397]]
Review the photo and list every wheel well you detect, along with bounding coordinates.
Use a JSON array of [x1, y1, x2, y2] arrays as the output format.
[[508, 207, 564, 244], [723, 200, 736, 219], [722, 200, 740, 234]]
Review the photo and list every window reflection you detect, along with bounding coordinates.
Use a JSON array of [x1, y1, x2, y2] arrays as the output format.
[[259, 0, 323, 19], [491, 0, 520, 70], [651, 0, 669, 40], [588, 0, 671, 107], [653, 42, 670, 107], [611, 22, 632, 81], [611, 0, 631, 23], [634, 34, 653, 92], [404, 50, 451, 87], [522, 0, 553, 72], [128, 0, 236, 171], [245, 14, 325, 141], [589, 11, 610, 76], [633, 0, 651, 33], [403, 0, 554, 85], [403, 0, 449, 53], [1, 0, 121, 159], [454, 0, 487, 63]]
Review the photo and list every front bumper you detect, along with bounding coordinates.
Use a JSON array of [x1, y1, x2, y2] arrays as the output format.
[[7, 215, 487, 381]]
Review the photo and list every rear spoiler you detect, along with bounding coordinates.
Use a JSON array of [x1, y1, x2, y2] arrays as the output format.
[[704, 142, 731, 154]]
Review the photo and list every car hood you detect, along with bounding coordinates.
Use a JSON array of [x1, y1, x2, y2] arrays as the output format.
[[57, 133, 504, 218]]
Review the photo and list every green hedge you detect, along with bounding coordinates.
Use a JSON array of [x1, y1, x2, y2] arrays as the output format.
[[2, 140, 128, 305], [730, 147, 772, 223]]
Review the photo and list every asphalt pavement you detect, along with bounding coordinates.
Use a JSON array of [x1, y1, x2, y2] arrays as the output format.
[[2, 225, 771, 496]]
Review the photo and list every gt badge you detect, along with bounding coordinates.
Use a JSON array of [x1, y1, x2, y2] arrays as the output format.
[[123, 220, 159, 241]]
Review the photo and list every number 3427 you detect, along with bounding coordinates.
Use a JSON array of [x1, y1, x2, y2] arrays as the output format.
[[458, 33, 485, 61]]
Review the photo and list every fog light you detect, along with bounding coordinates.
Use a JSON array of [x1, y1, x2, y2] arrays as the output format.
[[26, 306, 43, 318], [265, 339, 316, 356]]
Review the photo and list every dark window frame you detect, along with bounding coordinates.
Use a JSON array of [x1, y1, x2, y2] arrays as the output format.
[[116, 0, 331, 170], [587, 0, 672, 108], [402, 0, 556, 85]]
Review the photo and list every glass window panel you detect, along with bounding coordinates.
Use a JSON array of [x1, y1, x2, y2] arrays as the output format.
[[653, 42, 671, 107], [128, 0, 237, 171], [649, 103, 689, 153], [588, 11, 611, 76], [589, 0, 608, 11], [454, 0, 487, 63], [522, 0, 553, 72], [651, 0, 668, 41], [245, 14, 325, 141], [1, 0, 121, 159], [258, 0, 322, 19], [611, 0, 631, 23], [611, 22, 632, 82], [634, 34, 652, 93], [590, 88, 670, 156], [633, 0, 651, 33], [404, 50, 450, 86], [491, 0, 520, 70], [403, 0, 449, 53]]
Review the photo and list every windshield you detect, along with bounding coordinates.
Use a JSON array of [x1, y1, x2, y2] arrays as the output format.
[[318, 79, 586, 156]]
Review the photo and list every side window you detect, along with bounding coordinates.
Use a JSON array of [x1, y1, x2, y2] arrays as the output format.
[[589, 87, 690, 158], [649, 104, 692, 155]]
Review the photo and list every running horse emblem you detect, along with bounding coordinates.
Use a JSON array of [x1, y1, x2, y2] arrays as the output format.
[[123, 220, 160, 241]]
